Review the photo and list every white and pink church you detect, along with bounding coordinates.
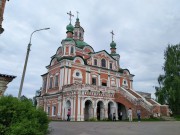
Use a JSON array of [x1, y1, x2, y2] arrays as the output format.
[[36, 12, 169, 121]]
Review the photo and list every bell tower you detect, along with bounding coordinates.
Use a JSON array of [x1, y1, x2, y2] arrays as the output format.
[[73, 11, 84, 41], [110, 30, 120, 68]]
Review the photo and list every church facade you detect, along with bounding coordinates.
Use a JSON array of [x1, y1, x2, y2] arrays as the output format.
[[36, 12, 169, 121]]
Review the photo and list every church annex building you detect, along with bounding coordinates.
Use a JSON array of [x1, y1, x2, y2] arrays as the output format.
[[36, 12, 169, 121]]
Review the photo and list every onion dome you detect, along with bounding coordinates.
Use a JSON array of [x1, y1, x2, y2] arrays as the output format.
[[110, 41, 116, 49], [66, 23, 74, 33]]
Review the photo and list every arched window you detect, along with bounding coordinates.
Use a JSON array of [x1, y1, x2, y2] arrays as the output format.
[[70, 46, 74, 54], [101, 59, 106, 68], [94, 59, 97, 66], [79, 33, 81, 38]]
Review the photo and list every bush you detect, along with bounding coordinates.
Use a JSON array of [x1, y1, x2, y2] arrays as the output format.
[[0, 96, 49, 135], [88, 117, 97, 121]]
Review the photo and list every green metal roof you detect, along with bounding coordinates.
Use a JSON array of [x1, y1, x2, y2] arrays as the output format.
[[75, 40, 89, 48]]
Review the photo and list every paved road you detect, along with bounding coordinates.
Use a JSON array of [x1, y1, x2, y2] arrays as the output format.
[[49, 121, 180, 135]]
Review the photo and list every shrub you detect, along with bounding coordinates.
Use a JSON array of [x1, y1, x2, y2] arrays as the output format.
[[0, 96, 49, 135], [88, 117, 97, 121]]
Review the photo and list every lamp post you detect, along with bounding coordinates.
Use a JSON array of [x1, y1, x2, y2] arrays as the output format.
[[18, 28, 50, 99]]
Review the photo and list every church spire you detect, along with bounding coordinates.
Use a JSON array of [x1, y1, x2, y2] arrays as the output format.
[[73, 11, 84, 41], [110, 30, 117, 54], [66, 11, 74, 38], [75, 11, 80, 27]]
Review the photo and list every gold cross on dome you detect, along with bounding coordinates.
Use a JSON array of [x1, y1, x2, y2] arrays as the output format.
[[110, 30, 114, 41], [67, 11, 74, 24]]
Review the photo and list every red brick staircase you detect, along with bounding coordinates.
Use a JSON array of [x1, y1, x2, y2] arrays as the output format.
[[115, 87, 169, 118]]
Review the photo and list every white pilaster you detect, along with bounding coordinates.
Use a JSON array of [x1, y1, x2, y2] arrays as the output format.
[[74, 97, 76, 121], [98, 74, 100, 86], [77, 96, 81, 121], [68, 68, 71, 84], [57, 96, 61, 119], [108, 75, 110, 87], [81, 98, 84, 121], [64, 67, 68, 85]]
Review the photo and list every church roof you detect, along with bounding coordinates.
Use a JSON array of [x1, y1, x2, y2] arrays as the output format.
[[0, 73, 16, 78], [90, 50, 116, 60], [75, 40, 89, 48]]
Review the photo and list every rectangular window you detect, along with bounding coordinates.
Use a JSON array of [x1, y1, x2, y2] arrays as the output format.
[[110, 63, 112, 69], [47, 106, 50, 115], [55, 75, 58, 87], [49, 77, 53, 89], [52, 106, 56, 116], [92, 78, 96, 85]]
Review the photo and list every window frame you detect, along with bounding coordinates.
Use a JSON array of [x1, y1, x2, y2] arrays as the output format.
[[101, 59, 106, 68], [94, 59, 97, 66], [52, 105, 56, 116]]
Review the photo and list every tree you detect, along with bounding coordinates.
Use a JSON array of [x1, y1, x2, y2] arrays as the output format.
[[155, 44, 180, 114], [0, 95, 49, 135]]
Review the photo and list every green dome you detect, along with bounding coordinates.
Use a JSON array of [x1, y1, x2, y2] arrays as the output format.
[[75, 40, 88, 48], [66, 23, 74, 33], [110, 41, 116, 48]]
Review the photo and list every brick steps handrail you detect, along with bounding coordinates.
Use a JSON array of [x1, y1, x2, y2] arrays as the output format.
[[118, 87, 153, 113]]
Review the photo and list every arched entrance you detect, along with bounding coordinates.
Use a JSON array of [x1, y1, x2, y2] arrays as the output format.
[[97, 101, 104, 120], [65, 100, 71, 120], [117, 102, 127, 120], [108, 101, 114, 120], [84, 100, 93, 120]]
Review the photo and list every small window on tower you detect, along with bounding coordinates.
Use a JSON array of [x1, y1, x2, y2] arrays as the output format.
[[79, 33, 81, 38]]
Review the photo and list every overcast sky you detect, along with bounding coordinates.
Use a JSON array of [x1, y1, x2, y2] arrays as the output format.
[[1, 0, 180, 98]]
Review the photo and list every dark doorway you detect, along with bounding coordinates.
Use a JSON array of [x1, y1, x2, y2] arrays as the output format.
[[117, 103, 127, 120], [84, 100, 92, 121], [97, 101, 104, 120]]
